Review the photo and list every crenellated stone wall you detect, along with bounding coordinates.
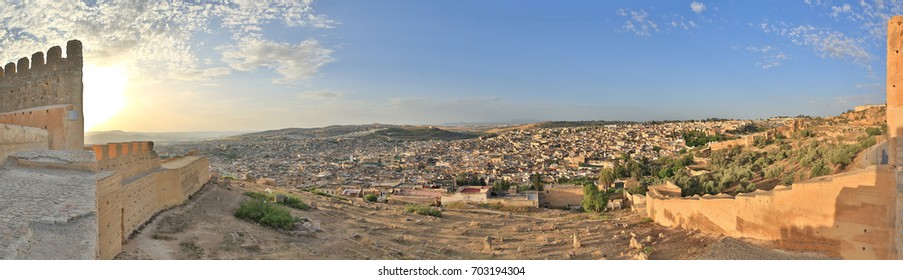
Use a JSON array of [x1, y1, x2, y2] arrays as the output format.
[[0, 40, 210, 260], [0, 40, 83, 150], [91, 141, 209, 260]]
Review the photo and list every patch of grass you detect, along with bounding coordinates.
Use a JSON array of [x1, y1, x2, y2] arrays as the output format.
[[234, 199, 296, 231], [479, 203, 531, 213], [243, 191, 271, 201], [156, 215, 189, 234], [281, 195, 310, 210], [245, 191, 310, 210], [180, 241, 204, 259], [442, 202, 469, 210], [641, 246, 654, 256], [364, 193, 378, 202], [151, 234, 175, 241], [640, 217, 654, 223], [404, 204, 441, 217]]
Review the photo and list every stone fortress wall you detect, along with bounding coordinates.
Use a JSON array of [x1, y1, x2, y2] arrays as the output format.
[[0, 40, 83, 150], [0, 40, 209, 259], [0, 123, 47, 160], [92, 141, 209, 259]]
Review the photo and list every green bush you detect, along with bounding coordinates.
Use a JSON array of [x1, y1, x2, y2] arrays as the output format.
[[281, 195, 310, 210], [243, 191, 271, 201], [866, 126, 884, 136], [245, 191, 309, 210], [234, 199, 296, 230], [404, 204, 441, 217], [810, 160, 830, 178], [363, 193, 378, 202], [781, 175, 794, 186], [582, 184, 608, 213]]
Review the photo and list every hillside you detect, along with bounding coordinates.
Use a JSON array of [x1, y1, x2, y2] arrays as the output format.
[[613, 106, 887, 197], [371, 126, 480, 141], [693, 107, 884, 195], [235, 124, 392, 140], [235, 124, 480, 141]]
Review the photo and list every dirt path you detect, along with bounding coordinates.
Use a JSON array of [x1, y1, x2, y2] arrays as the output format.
[[116, 182, 831, 260]]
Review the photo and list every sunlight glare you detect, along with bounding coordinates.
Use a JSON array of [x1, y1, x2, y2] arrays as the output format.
[[83, 64, 128, 131]]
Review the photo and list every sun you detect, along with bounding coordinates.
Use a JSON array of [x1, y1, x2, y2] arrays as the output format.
[[83, 64, 128, 131]]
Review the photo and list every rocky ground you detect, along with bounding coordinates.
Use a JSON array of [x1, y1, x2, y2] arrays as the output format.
[[116, 182, 833, 260]]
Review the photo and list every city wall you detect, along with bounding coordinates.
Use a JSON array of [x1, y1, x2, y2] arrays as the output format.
[[0, 40, 83, 150], [539, 186, 583, 209], [441, 192, 489, 205], [646, 166, 896, 259], [0, 123, 47, 160], [92, 141, 209, 260], [486, 197, 539, 208], [709, 130, 777, 151]]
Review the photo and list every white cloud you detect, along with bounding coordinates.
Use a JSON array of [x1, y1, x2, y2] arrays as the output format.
[[829, 4, 852, 17], [664, 13, 699, 32], [690, 2, 706, 14], [221, 38, 334, 84], [172, 67, 233, 81], [0, 0, 335, 83], [803, 93, 883, 109], [746, 45, 789, 69], [298, 91, 341, 99], [760, 22, 871, 66], [616, 9, 659, 37]]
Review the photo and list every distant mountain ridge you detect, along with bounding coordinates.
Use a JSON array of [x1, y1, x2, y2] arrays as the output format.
[[85, 130, 249, 145], [234, 124, 480, 141]]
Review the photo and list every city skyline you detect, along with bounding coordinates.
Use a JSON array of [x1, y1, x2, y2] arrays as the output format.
[[0, 0, 896, 132]]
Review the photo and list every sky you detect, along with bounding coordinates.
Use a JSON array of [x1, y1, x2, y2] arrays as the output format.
[[0, 0, 898, 132]]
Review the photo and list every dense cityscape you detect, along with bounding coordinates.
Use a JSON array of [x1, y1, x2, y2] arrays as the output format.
[[160, 119, 764, 190]]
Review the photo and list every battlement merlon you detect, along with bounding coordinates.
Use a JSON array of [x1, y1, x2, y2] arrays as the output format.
[[89, 141, 155, 162], [0, 40, 82, 80]]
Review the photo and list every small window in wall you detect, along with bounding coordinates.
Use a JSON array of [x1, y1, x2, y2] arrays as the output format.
[[68, 110, 78, 120]]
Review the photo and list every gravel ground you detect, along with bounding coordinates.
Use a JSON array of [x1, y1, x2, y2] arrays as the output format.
[[694, 237, 836, 260]]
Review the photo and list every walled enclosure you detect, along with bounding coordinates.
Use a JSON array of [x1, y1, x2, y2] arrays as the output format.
[[539, 185, 584, 209], [0, 40, 210, 259], [643, 17, 903, 260]]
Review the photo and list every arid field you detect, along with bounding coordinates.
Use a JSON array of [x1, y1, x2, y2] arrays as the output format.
[[115, 182, 831, 260]]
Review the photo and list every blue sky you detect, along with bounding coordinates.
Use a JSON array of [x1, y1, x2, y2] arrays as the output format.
[[0, 1, 896, 131]]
